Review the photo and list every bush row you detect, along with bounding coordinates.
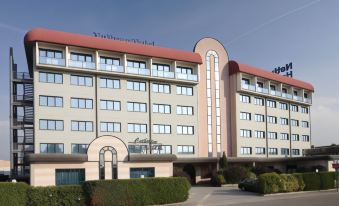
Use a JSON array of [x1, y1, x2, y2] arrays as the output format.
[[211, 166, 257, 186], [0, 177, 190, 206], [239, 171, 336, 194]]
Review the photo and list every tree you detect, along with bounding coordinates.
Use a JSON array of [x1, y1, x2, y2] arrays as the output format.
[[219, 152, 228, 170]]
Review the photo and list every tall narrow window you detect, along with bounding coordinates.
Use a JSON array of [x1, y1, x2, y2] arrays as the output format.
[[99, 146, 117, 180]]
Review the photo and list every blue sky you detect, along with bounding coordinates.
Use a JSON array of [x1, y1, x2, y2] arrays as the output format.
[[0, 0, 338, 159]]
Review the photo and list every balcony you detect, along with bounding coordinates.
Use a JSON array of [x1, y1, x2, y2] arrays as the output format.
[[39, 57, 65, 66], [270, 90, 282, 97], [256, 87, 269, 94], [100, 63, 124, 73], [242, 83, 256, 91], [126, 67, 150, 76], [282, 93, 292, 99], [293, 96, 303, 102], [69, 60, 96, 70], [151, 69, 175, 79], [176, 73, 198, 81], [304, 98, 312, 104]]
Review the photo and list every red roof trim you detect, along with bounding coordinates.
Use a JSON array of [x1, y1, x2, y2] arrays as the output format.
[[229, 60, 314, 92], [24, 28, 202, 64]]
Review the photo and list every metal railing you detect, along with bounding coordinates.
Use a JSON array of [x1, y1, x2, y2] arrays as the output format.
[[13, 72, 32, 80], [100, 63, 124, 73], [175, 73, 198, 81], [13, 95, 33, 102], [39, 57, 65, 66], [126, 67, 151, 76]]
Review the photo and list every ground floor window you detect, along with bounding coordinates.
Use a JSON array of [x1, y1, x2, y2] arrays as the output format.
[[55, 169, 85, 185], [130, 167, 155, 178]]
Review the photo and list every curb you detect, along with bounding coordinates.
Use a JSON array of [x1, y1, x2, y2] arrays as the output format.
[[262, 189, 337, 196], [221, 184, 238, 187]]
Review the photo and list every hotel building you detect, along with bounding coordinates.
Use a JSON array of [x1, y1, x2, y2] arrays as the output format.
[[9, 28, 314, 186]]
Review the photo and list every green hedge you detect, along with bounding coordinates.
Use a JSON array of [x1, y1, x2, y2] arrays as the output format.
[[258, 172, 285, 194], [292, 173, 305, 191], [83, 177, 191, 206], [319, 172, 335, 190], [302, 172, 322, 191], [28, 185, 85, 206], [210, 174, 226, 187], [0, 182, 30, 206], [281, 174, 299, 192]]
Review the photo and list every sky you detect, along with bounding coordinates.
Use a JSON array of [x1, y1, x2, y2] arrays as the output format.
[[0, 0, 338, 160]]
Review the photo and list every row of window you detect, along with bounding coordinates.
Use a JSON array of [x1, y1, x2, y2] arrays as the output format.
[[239, 129, 310, 141], [240, 95, 309, 113], [40, 143, 195, 155], [39, 72, 194, 96], [240, 146, 301, 156], [40, 96, 194, 115], [39, 119, 195, 134], [239, 112, 309, 127]]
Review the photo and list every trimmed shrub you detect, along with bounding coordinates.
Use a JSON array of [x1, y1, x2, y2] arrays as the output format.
[[0, 182, 30, 206], [83, 177, 190, 206], [319, 172, 335, 190], [292, 173, 305, 191], [281, 174, 299, 192], [223, 166, 250, 184], [258, 172, 285, 194], [173, 168, 192, 184], [28, 185, 85, 206], [302, 172, 321, 191], [210, 174, 226, 187]]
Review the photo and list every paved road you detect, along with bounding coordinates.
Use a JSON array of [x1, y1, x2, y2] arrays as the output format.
[[174, 186, 339, 206]]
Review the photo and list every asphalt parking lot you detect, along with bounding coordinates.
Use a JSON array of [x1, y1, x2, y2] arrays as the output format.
[[173, 186, 339, 206]]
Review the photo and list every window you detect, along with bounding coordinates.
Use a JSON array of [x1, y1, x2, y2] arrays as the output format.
[[40, 143, 64, 153], [100, 78, 120, 89], [176, 105, 193, 115], [56, 169, 85, 186], [71, 121, 93, 132], [127, 60, 146, 68], [176, 86, 193, 96], [255, 114, 265, 122], [177, 125, 194, 135], [70, 75, 93, 87], [280, 118, 289, 125], [255, 147, 265, 155], [130, 168, 154, 178], [153, 104, 171, 114], [128, 123, 147, 133], [153, 124, 171, 134], [240, 129, 252, 138], [128, 145, 148, 154], [270, 85, 276, 91], [240, 95, 251, 103], [71, 144, 88, 154], [100, 122, 121, 132], [127, 80, 146, 91], [100, 56, 120, 65], [302, 135, 310, 142], [240, 147, 252, 155], [291, 119, 299, 127], [267, 116, 277, 124], [268, 148, 278, 155], [39, 119, 63, 130], [267, 100, 276, 108], [254, 97, 264, 106], [281, 133, 289, 140], [242, 78, 250, 85], [152, 83, 170, 93], [290, 105, 299, 112], [267, 132, 278, 139], [282, 88, 288, 94], [39, 72, 63, 84], [291, 134, 300, 141], [176, 66, 193, 74], [152, 145, 172, 154], [152, 63, 170, 72], [71, 98, 93, 109], [127, 102, 147, 112], [254, 131, 265, 139], [256, 82, 264, 88], [177, 145, 194, 154], [292, 149, 300, 156], [280, 102, 288, 110], [293, 90, 298, 96], [39, 49, 63, 59], [71, 52, 92, 62], [302, 121, 309, 128], [281, 148, 290, 156], [301, 107, 309, 114], [39, 96, 63, 107], [100, 100, 121, 111], [240, 112, 251, 120]]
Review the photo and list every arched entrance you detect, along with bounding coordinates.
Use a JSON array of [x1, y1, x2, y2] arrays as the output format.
[[99, 146, 118, 180], [183, 164, 196, 184]]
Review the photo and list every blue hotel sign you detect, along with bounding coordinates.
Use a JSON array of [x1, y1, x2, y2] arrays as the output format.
[[272, 62, 293, 77], [93, 32, 155, 46]]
